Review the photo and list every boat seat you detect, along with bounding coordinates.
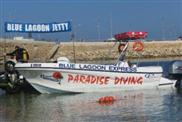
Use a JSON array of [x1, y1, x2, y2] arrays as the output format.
[[57, 57, 70, 63], [116, 61, 129, 67]]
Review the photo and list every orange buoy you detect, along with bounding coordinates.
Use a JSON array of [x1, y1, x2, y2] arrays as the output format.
[[132, 41, 144, 51], [105, 96, 110, 102], [108, 96, 115, 101], [98, 97, 105, 103], [98, 96, 116, 105]]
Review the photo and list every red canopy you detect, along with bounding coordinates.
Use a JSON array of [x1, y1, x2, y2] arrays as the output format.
[[114, 32, 148, 41]]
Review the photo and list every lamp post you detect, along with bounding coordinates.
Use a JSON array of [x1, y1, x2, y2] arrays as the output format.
[[110, 12, 113, 38], [96, 18, 101, 41], [70, 31, 76, 63]]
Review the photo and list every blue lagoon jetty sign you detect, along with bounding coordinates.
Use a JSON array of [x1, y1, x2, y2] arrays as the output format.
[[5, 22, 71, 33]]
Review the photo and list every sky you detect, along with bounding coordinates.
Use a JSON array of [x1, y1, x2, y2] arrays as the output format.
[[0, 0, 182, 41]]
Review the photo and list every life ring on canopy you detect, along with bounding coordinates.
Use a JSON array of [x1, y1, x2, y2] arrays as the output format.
[[118, 43, 126, 53], [132, 41, 144, 51]]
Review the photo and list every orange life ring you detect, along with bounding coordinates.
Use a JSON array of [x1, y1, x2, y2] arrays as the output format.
[[132, 41, 144, 51], [118, 43, 126, 53]]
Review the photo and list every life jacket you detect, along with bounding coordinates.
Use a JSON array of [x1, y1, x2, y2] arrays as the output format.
[[22, 49, 29, 62]]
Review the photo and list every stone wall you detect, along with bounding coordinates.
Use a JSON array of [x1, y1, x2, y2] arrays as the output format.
[[55, 41, 182, 63], [1, 39, 182, 66]]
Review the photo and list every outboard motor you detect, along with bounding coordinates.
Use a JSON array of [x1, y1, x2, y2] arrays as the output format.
[[169, 61, 182, 89]]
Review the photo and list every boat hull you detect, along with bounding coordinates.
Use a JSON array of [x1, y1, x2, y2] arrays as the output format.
[[16, 66, 163, 94]]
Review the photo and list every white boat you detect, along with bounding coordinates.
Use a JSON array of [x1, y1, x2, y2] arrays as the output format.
[[15, 59, 166, 93], [13, 32, 180, 94]]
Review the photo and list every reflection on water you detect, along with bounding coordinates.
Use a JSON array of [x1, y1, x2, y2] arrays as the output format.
[[0, 89, 182, 122], [1, 60, 182, 121]]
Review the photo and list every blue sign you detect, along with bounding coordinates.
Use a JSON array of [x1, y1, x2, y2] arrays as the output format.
[[5, 22, 71, 33]]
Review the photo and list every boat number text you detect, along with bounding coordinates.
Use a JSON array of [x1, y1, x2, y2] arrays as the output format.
[[31, 64, 42, 67]]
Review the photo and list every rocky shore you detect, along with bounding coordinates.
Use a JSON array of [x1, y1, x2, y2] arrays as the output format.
[[0, 39, 182, 68]]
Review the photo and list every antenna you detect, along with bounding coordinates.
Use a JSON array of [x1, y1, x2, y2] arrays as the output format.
[[161, 16, 165, 40], [70, 21, 76, 63], [0, 0, 2, 39], [28, 32, 32, 39], [110, 12, 113, 38], [96, 18, 101, 40]]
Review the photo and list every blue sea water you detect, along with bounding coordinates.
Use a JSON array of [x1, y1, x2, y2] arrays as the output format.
[[0, 60, 182, 122]]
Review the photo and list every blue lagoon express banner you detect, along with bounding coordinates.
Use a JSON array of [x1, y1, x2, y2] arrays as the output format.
[[5, 22, 71, 33]]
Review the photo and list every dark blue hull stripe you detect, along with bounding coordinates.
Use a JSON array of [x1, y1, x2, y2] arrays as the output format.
[[16, 67, 162, 74]]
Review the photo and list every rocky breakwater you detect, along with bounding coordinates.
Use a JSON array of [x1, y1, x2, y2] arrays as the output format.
[[54, 40, 182, 63], [127, 41, 182, 59], [0, 39, 182, 67]]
